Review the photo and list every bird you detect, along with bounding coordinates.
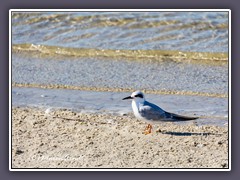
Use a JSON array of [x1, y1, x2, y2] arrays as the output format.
[[122, 91, 198, 134]]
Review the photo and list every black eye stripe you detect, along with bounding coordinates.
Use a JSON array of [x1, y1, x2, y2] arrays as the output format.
[[135, 94, 143, 98]]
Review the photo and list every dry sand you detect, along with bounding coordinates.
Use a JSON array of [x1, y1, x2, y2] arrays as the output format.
[[12, 107, 228, 169]]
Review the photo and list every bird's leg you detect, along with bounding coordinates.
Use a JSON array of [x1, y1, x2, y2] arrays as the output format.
[[144, 124, 153, 135]]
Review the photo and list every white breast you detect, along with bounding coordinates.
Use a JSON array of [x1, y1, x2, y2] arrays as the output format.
[[131, 100, 145, 120]]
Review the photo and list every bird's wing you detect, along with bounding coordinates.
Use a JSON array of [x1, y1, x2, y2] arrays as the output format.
[[138, 101, 166, 121], [139, 101, 198, 121]]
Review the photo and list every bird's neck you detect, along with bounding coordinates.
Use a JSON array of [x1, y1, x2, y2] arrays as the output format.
[[132, 99, 144, 110]]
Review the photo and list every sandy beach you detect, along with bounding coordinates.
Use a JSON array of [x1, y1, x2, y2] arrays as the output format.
[[12, 107, 228, 169]]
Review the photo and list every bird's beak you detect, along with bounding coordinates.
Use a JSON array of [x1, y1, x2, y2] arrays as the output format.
[[122, 96, 133, 100]]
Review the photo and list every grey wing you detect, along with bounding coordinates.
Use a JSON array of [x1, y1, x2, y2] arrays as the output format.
[[139, 101, 166, 121], [139, 101, 198, 121]]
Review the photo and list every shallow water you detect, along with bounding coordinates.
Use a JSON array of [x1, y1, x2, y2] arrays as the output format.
[[12, 11, 228, 53], [12, 87, 228, 126], [12, 53, 228, 96], [11, 11, 229, 127], [11, 11, 229, 63]]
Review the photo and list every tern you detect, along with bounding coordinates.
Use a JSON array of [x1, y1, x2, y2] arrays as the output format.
[[122, 91, 198, 134]]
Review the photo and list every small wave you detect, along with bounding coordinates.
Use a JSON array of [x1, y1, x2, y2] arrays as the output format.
[[12, 43, 228, 64]]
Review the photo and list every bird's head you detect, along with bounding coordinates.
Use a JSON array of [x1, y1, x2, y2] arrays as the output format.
[[122, 91, 145, 103]]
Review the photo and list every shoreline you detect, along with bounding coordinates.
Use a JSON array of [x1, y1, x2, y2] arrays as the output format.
[[12, 83, 228, 98], [12, 107, 228, 169]]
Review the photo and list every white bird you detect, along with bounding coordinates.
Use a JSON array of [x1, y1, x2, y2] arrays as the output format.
[[122, 91, 198, 134]]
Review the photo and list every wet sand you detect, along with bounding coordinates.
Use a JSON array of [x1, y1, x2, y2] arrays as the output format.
[[12, 107, 228, 169]]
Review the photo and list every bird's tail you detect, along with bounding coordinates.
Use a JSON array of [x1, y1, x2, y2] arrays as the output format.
[[165, 112, 198, 121]]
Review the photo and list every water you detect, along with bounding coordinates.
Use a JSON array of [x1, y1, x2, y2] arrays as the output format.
[[12, 11, 229, 60], [12, 53, 228, 96], [12, 87, 228, 126], [11, 10, 229, 126]]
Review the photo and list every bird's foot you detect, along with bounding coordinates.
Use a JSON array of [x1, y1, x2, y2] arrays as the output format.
[[144, 124, 153, 135]]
